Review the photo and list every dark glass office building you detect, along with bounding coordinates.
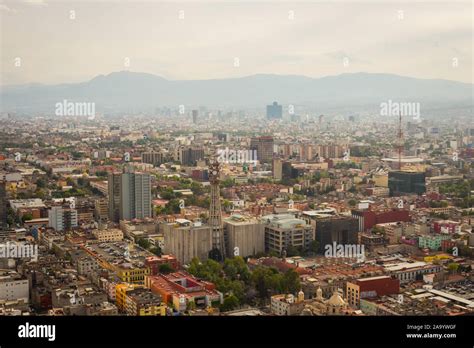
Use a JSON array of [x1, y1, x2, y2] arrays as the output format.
[[315, 216, 359, 254], [388, 171, 426, 196]]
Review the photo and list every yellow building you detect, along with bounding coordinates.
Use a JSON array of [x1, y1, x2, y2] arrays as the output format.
[[116, 267, 150, 284], [424, 254, 453, 263], [81, 242, 151, 284], [373, 174, 388, 187], [92, 228, 124, 242], [115, 283, 142, 312], [124, 288, 167, 316]]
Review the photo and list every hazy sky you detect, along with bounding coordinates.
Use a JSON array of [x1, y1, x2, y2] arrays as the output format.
[[1, 0, 472, 85]]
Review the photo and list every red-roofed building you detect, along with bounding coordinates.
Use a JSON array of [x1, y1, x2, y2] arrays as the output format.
[[145, 271, 222, 312], [347, 276, 400, 308], [145, 255, 179, 275], [351, 209, 410, 232]]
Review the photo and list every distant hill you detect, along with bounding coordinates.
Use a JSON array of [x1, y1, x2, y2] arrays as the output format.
[[1, 71, 472, 113]]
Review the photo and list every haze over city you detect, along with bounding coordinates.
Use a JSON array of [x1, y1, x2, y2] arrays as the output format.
[[0, 1, 473, 347], [1, 0, 472, 86]]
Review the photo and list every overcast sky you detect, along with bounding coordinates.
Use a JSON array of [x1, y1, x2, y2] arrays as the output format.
[[1, 0, 472, 85]]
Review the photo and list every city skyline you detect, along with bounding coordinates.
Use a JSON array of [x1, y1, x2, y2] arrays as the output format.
[[0, 0, 472, 343]]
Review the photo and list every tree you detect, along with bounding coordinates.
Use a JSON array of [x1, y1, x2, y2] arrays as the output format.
[[447, 263, 459, 274], [220, 295, 239, 312], [150, 246, 162, 256], [286, 245, 300, 257], [309, 240, 319, 255], [158, 263, 174, 274], [282, 269, 301, 294], [137, 238, 151, 250], [21, 213, 33, 223], [223, 256, 250, 282], [36, 178, 46, 188], [251, 266, 280, 298]]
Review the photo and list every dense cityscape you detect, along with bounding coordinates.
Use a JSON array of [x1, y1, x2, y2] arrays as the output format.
[[1, 1, 472, 346], [0, 103, 473, 318]]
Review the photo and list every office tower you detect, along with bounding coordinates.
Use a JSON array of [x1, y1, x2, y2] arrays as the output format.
[[48, 206, 78, 232], [162, 219, 212, 265], [120, 170, 152, 221], [266, 101, 283, 119], [94, 198, 109, 222], [250, 136, 274, 164], [192, 110, 198, 124], [142, 151, 164, 166], [208, 161, 226, 260], [108, 172, 121, 222], [180, 147, 204, 166], [317, 144, 344, 159], [262, 214, 314, 254], [315, 216, 359, 254], [223, 215, 265, 257], [0, 181, 6, 230], [388, 171, 426, 196], [273, 159, 283, 180]]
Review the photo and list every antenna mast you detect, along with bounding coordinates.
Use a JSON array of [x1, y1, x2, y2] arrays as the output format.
[[398, 111, 403, 170]]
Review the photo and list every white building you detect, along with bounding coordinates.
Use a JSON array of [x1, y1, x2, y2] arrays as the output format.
[[0, 270, 29, 303], [48, 206, 78, 231]]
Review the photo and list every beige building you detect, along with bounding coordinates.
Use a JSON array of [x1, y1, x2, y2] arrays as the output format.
[[162, 219, 212, 265], [262, 214, 314, 254], [271, 293, 305, 316], [373, 174, 388, 187], [301, 287, 348, 316], [93, 228, 124, 242], [0, 271, 29, 303], [224, 215, 265, 257], [77, 255, 100, 276], [94, 198, 108, 221]]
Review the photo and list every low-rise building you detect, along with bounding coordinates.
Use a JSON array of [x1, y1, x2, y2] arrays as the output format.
[[146, 271, 222, 312], [125, 288, 166, 316], [271, 293, 305, 316], [0, 270, 29, 303], [92, 228, 124, 242]]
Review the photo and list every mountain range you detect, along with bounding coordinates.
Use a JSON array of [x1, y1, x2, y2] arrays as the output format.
[[1, 71, 472, 113]]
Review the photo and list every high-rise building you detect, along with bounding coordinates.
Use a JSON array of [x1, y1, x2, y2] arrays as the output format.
[[108, 170, 152, 222], [314, 216, 359, 254], [162, 219, 212, 265], [223, 215, 265, 257], [273, 159, 283, 180], [94, 198, 109, 222], [317, 144, 344, 159], [262, 214, 314, 254], [388, 171, 426, 196], [120, 170, 152, 221], [250, 136, 274, 164], [48, 206, 78, 232], [0, 181, 7, 230], [192, 110, 198, 124], [142, 151, 164, 166], [180, 147, 204, 166], [108, 172, 121, 222], [266, 101, 282, 119]]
